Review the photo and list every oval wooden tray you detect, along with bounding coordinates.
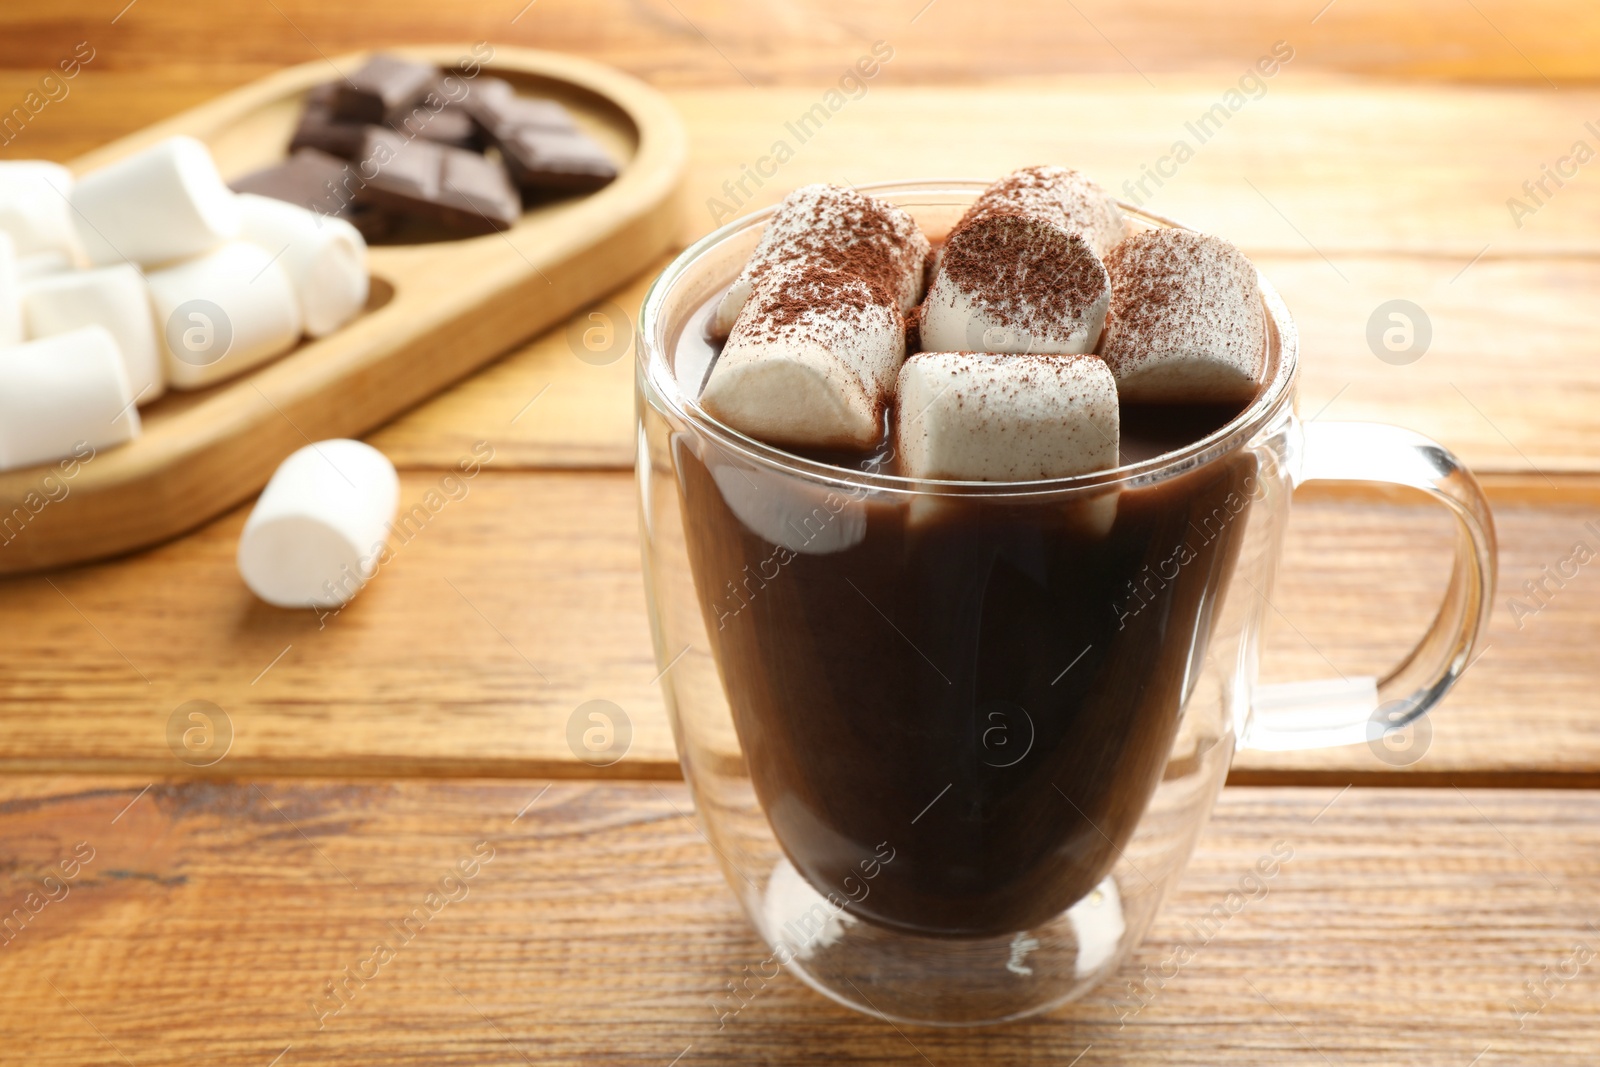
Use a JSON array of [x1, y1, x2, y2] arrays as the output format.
[[0, 45, 684, 575]]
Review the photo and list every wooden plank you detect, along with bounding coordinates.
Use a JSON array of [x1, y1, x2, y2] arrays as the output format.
[[8, 76, 1599, 472], [375, 85, 1600, 475], [373, 248, 1600, 476], [665, 85, 1600, 256], [0, 778, 1596, 1064], [1, 0, 1595, 84], [0, 472, 1595, 782], [9, 77, 1600, 256], [366, 260, 666, 470], [0, 472, 673, 779]]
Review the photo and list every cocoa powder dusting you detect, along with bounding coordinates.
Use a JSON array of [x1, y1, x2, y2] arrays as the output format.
[[1099, 228, 1264, 382], [935, 213, 1108, 343], [738, 184, 930, 312]]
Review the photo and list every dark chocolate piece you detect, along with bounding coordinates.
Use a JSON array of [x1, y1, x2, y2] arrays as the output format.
[[295, 81, 481, 159], [289, 84, 368, 160], [331, 55, 437, 124], [389, 98, 480, 151], [467, 77, 579, 134], [466, 81, 617, 196], [356, 129, 520, 235], [497, 127, 619, 196], [230, 148, 391, 240]]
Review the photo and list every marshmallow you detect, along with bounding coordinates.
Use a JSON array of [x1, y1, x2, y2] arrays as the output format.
[[23, 264, 164, 404], [0, 326, 140, 471], [0, 232, 19, 346], [894, 351, 1119, 481], [919, 214, 1109, 355], [705, 451, 866, 554], [0, 161, 81, 261], [1099, 229, 1265, 404], [235, 193, 368, 338], [237, 439, 400, 608], [146, 241, 303, 389], [16, 250, 74, 281], [711, 183, 929, 339], [70, 136, 240, 266], [701, 266, 905, 451], [960, 165, 1127, 258]]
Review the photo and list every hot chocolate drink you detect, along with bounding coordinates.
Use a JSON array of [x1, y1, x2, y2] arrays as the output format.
[[673, 171, 1268, 937]]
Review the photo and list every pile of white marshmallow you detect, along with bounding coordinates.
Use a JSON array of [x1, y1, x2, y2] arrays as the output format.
[[702, 167, 1266, 483], [0, 134, 370, 472]]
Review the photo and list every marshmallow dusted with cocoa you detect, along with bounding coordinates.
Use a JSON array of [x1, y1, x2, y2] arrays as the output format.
[[701, 265, 905, 451], [894, 351, 1119, 481], [919, 214, 1109, 356], [959, 165, 1127, 258], [1098, 229, 1265, 404], [711, 183, 929, 339], [697, 166, 1268, 479]]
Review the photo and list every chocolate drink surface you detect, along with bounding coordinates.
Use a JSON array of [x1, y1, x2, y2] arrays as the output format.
[[674, 300, 1261, 938]]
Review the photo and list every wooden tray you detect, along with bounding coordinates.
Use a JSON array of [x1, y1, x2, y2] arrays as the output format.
[[0, 45, 684, 575]]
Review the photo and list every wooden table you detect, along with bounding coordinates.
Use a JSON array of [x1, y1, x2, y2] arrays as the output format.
[[4, 2, 1600, 1062]]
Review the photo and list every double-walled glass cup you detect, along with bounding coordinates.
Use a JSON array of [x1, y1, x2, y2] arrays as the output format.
[[635, 182, 1497, 1026]]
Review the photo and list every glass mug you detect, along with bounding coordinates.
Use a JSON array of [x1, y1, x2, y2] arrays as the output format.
[[635, 181, 1497, 1026]]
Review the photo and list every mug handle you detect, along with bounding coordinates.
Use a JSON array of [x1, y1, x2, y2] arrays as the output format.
[[1241, 420, 1498, 752]]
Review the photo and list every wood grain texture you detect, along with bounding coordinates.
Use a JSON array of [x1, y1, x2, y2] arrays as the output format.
[[665, 85, 1600, 256], [0, 472, 1594, 782], [370, 246, 1600, 476], [0, 778, 1596, 1064], [370, 85, 1600, 476], [366, 260, 668, 470], [10, 76, 1596, 256], [0, 472, 673, 778], [0, 0, 1595, 84], [7, 76, 1598, 472], [0, 48, 687, 575]]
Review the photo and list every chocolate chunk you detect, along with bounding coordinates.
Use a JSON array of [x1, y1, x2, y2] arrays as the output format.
[[356, 129, 520, 235], [467, 78, 579, 134], [389, 98, 480, 151], [331, 55, 437, 124], [466, 82, 616, 196], [230, 148, 391, 240], [290, 84, 368, 160], [295, 81, 481, 160], [498, 128, 619, 196]]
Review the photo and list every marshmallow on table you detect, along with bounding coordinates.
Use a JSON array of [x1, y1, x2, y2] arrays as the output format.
[[0, 326, 140, 471], [237, 440, 400, 609], [894, 351, 1119, 481], [0, 232, 19, 346], [919, 214, 1110, 355], [701, 265, 905, 451], [146, 241, 303, 389], [70, 135, 240, 267], [0, 161, 81, 261], [711, 183, 930, 339], [959, 165, 1128, 258], [1098, 229, 1265, 404], [235, 193, 369, 338], [23, 264, 164, 405]]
